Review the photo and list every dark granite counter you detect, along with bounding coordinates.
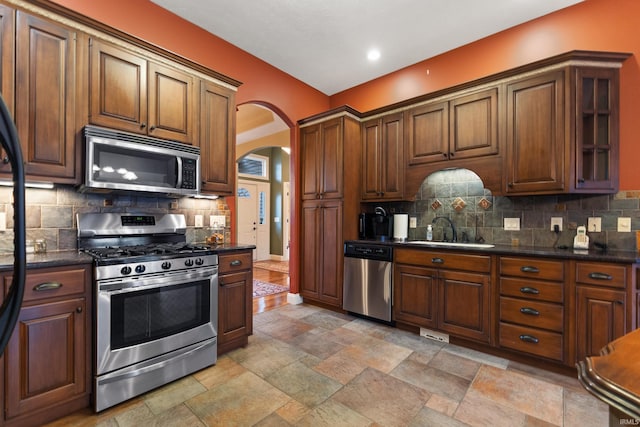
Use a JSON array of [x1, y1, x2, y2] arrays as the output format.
[[0, 250, 94, 272], [346, 239, 640, 263], [206, 243, 256, 253]]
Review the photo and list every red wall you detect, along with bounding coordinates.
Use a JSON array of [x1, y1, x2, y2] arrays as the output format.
[[330, 0, 640, 190]]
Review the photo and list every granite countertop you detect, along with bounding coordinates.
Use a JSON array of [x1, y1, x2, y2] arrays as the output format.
[[0, 243, 257, 272], [346, 239, 640, 263]]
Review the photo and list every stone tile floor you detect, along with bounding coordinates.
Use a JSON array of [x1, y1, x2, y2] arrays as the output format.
[[46, 303, 608, 426]]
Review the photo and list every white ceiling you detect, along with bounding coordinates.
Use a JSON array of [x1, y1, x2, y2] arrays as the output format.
[[151, 0, 582, 96]]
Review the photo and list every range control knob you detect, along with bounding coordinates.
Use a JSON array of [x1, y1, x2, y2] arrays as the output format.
[[120, 266, 132, 275], [195, 258, 204, 266], [185, 259, 194, 267], [135, 265, 146, 274], [161, 261, 172, 270]]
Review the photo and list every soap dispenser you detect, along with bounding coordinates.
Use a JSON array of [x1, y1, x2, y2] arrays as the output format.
[[426, 224, 433, 241]]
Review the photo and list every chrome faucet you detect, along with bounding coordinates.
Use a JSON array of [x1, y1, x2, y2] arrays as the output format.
[[432, 216, 457, 242]]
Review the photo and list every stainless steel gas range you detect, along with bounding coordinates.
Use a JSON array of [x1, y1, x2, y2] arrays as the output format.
[[77, 213, 218, 412]]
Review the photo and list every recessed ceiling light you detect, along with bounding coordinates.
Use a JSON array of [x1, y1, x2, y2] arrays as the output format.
[[367, 49, 381, 61]]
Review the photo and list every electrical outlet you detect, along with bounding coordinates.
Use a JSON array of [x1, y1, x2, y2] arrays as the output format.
[[504, 218, 520, 231], [550, 217, 563, 232], [194, 215, 203, 228], [409, 217, 417, 228], [618, 217, 631, 232], [588, 217, 602, 232]]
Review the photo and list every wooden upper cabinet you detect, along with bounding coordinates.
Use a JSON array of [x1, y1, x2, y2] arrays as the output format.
[[199, 80, 236, 195], [13, 11, 79, 182], [574, 67, 619, 192], [0, 4, 14, 173], [406, 87, 498, 166], [90, 38, 196, 143], [301, 118, 344, 200], [362, 112, 404, 200], [505, 70, 566, 194]]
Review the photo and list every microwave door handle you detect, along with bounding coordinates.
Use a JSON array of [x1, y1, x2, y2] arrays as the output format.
[[176, 157, 183, 189]]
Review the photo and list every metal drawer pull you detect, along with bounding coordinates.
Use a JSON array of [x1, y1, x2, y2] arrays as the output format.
[[519, 286, 540, 295], [519, 307, 540, 316], [230, 260, 243, 266], [519, 334, 539, 344], [34, 282, 62, 291], [431, 257, 444, 264], [520, 266, 539, 273], [588, 272, 612, 281]]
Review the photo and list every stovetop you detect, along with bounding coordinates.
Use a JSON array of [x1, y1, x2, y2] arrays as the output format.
[[85, 242, 213, 260]]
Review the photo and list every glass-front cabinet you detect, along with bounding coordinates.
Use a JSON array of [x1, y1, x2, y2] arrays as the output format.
[[575, 67, 619, 192]]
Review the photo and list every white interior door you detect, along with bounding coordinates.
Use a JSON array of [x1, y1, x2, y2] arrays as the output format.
[[237, 181, 258, 259], [237, 180, 271, 261]]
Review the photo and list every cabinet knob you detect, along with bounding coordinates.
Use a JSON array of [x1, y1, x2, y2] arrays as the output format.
[[443, 153, 448, 158], [508, 182, 514, 187], [149, 125, 156, 131], [2, 156, 8, 164], [76, 306, 83, 313], [431, 257, 444, 264], [230, 260, 242, 266], [449, 152, 455, 158], [140, 122, 147, 129]]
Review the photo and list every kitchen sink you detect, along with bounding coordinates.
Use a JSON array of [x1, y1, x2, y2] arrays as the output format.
[[408, 241, 495, 249]]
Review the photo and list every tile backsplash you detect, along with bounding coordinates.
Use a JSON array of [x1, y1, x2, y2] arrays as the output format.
[[383, 169, 640, 251], [0, 185, 230, 253]]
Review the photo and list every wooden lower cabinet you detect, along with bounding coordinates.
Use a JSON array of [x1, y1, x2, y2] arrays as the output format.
[[217, 250, 253, 355], [2, 264, 92, 427], [393, 248, 491, 344]]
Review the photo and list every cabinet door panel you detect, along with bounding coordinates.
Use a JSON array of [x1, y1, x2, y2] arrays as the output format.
[[393, 264, 437, 329], [90, 39, 147, 133], [319, 201, 342, 304], [218, 270, 250, 343], [320, 119, 343, 199], [300, 203, 320, 297], [361, 118, 380, 199], [506, 71, 565, 193], [200, 80, 235, 194], [380, 113, 404, 198], [301, 125, 321, 200], [450, 88, 498, 159], [438, 270, 490, 343], [6, 298, 86, 418], [148, 62, 195, 143], [16, 12, 77, 180], [406, 101, 448, 165], [576, 286, 625, 361]]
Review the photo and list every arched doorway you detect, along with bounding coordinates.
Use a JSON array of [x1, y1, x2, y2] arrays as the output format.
[[235, 102, 293, 267]]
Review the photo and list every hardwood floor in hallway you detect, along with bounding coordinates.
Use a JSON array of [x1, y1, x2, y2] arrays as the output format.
[[253, 260, 289, 314]]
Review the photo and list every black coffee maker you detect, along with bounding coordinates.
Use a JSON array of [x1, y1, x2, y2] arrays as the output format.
[[359, 207, 393, 241]]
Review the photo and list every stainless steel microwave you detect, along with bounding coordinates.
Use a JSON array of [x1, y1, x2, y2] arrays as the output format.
[[81, 125, 201, 197]]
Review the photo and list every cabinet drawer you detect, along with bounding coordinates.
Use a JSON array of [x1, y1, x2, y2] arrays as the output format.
[[4, 267, 88, 303], [500, 257, 564, 281], [499, 297, 563, 332], [395, 248, 491, 273], [575, 262, 626, 288], [499, 322, 563, 361], [500, 277, 563, 302], [218, 251, 253, 274]]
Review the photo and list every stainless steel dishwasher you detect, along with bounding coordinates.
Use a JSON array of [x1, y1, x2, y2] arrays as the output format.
[[342, 242, 393, 323]]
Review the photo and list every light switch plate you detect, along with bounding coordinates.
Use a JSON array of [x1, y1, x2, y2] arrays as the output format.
[[588, 217, 601, 232], [194, 215, 203, 228], [618, 217, 631, 232], [409, 217, 417, 228], [504, 218, 520, 231], [0, 212, 5, 231]]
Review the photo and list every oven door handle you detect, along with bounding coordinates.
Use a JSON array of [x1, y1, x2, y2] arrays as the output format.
[[98, 267, 217, 294], [176, 157, 183, 189], [98, 338, 216, 385]]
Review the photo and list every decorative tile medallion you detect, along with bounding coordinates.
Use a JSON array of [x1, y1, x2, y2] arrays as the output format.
[[478, 197, 492, 210], [452, 197, 466, 212], [431, 199, 442, 211]]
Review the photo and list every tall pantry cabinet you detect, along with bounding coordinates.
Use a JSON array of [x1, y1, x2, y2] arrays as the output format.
[[299, 111, 361, 308]]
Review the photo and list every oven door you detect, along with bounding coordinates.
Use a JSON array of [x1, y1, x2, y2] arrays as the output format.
[[96, 266, 217, 376]]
